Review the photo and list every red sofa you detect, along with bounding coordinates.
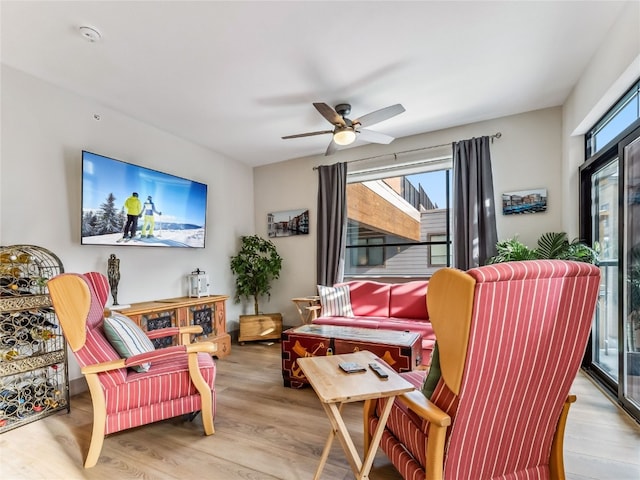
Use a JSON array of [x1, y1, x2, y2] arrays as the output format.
[[311, 280, 433, 366]]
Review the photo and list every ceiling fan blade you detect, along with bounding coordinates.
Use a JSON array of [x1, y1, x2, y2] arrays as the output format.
[[282, 130, 333, 139], [353, 104, 405, 128], [357, 128, 395, 145], [314, 102, 346, 126], [325, 139, 338, 156]]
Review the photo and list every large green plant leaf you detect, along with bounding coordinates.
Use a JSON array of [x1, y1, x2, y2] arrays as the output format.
[[536, 232, 598, 263], [536, 232, 570, 259]]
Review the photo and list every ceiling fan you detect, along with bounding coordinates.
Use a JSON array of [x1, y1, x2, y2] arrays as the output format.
[[282, 102, 405, 156]]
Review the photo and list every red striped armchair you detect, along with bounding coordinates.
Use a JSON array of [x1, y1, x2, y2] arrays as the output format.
[[364, 260, 601, 480], [47, 272, 218, 468]]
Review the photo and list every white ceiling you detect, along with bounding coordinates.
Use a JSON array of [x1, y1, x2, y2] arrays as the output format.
[[0, 1, 629, 167]]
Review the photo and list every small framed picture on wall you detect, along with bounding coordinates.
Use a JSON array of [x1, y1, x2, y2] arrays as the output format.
[[267, 208, 310, 237], [502, 188, 547, 215]]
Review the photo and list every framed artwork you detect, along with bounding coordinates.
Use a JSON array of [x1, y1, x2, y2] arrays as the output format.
[[502, 188, 547, 215], [268, 208, 309, 237]]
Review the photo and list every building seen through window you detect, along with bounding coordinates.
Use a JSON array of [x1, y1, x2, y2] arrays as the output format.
[[345, 167, 452, 279]]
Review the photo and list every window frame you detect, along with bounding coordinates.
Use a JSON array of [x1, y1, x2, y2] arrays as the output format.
[[344, 162, 452, 279]]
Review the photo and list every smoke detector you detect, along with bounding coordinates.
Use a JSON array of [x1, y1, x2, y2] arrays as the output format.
[[79, 26, 101, 43]]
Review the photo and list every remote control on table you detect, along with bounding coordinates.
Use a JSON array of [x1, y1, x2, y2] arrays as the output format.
[[369, 362, 389, 379]]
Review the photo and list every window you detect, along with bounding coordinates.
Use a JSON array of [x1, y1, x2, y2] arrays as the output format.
[[349, 237, 384, 267], [345, 162, 452, 278], [428, 234, 448, 266], [586, 80, 640, 157]]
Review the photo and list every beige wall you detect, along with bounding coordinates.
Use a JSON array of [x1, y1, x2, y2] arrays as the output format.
[[254, 107, 564, 326], [0, 66, 256, 381], [562, 1, 640, 238]]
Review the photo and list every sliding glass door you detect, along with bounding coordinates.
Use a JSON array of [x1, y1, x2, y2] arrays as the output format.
[[623, 136, 640, 408], [581, 127, 640, 422], [590, 159, 619, 380]]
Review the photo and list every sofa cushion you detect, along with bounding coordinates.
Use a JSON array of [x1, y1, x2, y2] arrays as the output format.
[[317, 284, 355, 317], [103, 312, 155, 372], [389, 281, 428, 319], [339, 280, 390, 317]]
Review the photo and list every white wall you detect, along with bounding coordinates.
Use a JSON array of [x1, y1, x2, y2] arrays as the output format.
[[562, 0, 640, 237], [254, 107, 564, 325], [1, 65, 255, 383]]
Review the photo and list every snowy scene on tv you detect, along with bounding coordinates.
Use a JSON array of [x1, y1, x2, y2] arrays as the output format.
[[81, 151, 207, 248]]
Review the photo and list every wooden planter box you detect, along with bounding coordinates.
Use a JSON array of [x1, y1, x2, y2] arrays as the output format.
[[239, 313, 282, 344]]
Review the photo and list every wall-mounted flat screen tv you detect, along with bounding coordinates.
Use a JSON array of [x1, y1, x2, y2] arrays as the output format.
[[81, 151, 207, 248]]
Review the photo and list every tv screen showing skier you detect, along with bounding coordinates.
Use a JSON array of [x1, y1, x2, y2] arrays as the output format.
[[81, 150, 208, 248]]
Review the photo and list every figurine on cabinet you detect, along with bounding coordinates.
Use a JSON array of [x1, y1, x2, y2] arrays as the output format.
[[107, 254, 121, 306]]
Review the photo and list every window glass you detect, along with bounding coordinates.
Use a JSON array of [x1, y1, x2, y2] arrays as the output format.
[[345, 167, 451, 278], [587, 80, 640, 156], [428, 234, 448, 266]]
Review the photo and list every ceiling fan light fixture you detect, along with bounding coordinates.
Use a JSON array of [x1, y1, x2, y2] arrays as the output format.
[[333, 127, 356, 146]]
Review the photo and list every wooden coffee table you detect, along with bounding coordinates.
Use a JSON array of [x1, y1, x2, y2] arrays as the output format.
[[297, 350, 415, 480]]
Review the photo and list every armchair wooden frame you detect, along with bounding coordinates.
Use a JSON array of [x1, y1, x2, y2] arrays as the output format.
[[48, 274, 218, 468]]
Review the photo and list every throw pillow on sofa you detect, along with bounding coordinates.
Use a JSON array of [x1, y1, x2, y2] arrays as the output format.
[[317, 284, 355, 317], [103, 312, 155, 372]]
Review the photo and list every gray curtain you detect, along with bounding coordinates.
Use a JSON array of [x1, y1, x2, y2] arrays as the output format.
[[453, 136, 498, 270], [317, 162, 347, 286]]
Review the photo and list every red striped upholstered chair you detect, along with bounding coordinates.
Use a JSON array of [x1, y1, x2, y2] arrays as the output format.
[[47, 272, 217, 468], [364, 260, 601, 480]]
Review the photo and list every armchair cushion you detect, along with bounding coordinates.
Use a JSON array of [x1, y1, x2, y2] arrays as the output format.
[[103, 312, 155, 372], [421, 342, 441, 399], [317, 284, 354, 317]]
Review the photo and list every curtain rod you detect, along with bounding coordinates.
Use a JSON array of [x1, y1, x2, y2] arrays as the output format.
[[313, 132, 502, 170]]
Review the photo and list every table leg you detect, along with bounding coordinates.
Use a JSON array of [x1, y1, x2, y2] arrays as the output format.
[[312, 401, 364, 479], [358, 395, 397, 480], [313, 402, 351, 480]]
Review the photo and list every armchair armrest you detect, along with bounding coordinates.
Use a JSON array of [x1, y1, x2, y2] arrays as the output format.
[[122, 342, 217, 369], [145, 325, 204, 345], [399, 390, 451, 427], [81, 358, 126, 375], [123, 345, 187, 368], [399, 390, 451, 480], [186, 342, 217, 355]]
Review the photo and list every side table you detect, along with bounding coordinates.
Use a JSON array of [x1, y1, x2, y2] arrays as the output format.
[[297, 350, 415, 480], [291, 296, 320, 324]]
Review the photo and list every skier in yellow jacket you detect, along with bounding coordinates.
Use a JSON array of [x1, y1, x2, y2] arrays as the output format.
[[122, 192, 143, 240], [141, 195, 162, 238]]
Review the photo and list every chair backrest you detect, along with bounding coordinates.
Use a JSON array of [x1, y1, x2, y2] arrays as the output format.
[[427, 260, 601, 479], [48, 272, 127, 386]]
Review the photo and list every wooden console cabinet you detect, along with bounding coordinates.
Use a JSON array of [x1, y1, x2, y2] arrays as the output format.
[[115, 295, 230, 358]]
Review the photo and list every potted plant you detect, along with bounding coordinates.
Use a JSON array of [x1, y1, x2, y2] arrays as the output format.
[[230, 235, 283, 344], [487, 232, 599, 265]]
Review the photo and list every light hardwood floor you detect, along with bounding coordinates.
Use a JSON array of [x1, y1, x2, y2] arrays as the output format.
[[1, 342, 639, 479]]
